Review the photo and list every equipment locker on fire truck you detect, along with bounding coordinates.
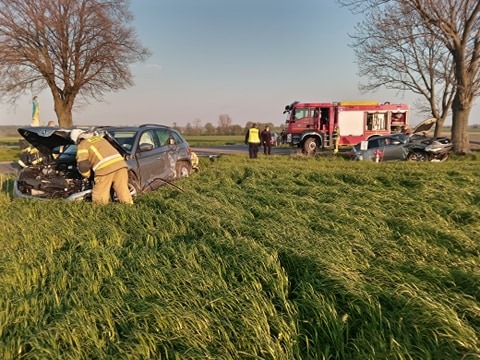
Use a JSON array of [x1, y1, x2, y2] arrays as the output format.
[[283, 101, 409, 155]]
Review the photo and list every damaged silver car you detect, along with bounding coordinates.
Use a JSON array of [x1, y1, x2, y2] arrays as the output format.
[[348, 118, 448, 162], [14, 124, 193, 201]]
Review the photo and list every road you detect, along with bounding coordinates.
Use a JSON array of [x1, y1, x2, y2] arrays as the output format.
[[0, 161, 20, 175]]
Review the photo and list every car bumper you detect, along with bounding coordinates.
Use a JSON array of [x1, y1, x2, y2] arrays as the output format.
[[13, 180, 92, 201]]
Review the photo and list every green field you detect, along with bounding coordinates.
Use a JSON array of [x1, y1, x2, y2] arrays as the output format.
[[1, 155, 479, 359], [185, 135, 245, 146]]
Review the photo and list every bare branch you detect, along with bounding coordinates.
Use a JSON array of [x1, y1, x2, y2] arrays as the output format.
[[341, 0, 480, 151], [0, 0, 151, 126]]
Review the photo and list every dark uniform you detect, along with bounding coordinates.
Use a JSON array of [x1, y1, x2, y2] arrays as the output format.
[[261, 127, 272, 155]]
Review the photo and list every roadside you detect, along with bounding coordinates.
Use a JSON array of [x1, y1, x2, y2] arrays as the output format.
[[0, 161, 20, 175]]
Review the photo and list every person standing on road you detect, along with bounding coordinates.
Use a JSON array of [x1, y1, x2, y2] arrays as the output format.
[[261, 126, 272, 155], [245, 123, 261, 159], [70, 129, 133, 205], [280, 129, 287, 144]]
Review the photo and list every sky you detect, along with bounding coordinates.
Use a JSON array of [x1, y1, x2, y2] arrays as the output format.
[[1, 0, 478, 128]]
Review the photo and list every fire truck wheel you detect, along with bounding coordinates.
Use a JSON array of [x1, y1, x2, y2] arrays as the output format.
[[303, 137, 318, 156]]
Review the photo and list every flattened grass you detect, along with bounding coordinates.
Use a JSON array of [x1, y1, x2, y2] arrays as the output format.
[[1, 155, 479, 359]]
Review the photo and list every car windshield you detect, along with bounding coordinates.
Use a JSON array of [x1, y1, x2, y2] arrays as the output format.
[[61, 144, 76, 155], [56, 144, 76, 159], [108, 130, 137, 151]]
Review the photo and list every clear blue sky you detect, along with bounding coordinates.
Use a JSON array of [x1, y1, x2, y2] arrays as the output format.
[[1, 0, 478, 127]]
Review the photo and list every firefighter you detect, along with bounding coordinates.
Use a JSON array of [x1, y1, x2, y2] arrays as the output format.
[[191, 151, 199, 172], [18, 145, 43, 168], [70, 129, 133, 205], [245, 123, 261, 159], [332, 125, 340, 154]]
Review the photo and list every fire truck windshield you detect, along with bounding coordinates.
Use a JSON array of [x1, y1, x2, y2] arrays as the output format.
[[293, 108, 309, 120]]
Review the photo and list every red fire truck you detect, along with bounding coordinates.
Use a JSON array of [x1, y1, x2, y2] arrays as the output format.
[[283, 100, 409, 155]]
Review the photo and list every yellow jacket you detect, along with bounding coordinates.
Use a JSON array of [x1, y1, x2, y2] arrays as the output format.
[[76, 136, 127, 178]]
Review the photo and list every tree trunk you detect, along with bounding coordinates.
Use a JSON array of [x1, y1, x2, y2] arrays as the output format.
[[434, 118, 446, 138], [52, 93, 74, 128], [451, 92, 471, 154]]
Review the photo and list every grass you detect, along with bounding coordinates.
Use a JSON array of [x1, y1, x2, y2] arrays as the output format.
[[1, 155, 479, 359], [184, 135, 244, 146]]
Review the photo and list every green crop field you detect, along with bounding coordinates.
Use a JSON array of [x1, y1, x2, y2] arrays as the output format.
[[1, 155, 480, 359], [185, 135, 245, 146]]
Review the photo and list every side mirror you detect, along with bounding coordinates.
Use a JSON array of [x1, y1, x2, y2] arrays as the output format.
[[139, 143, 154, 152]]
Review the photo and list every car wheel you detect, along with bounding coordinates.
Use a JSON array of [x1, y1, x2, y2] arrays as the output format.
[[176, 161, 191, 179], [303, 137, 318, 156], [128, 176, 141, 197], [437, 153, 449, 162], [407, 151, 427, 161]]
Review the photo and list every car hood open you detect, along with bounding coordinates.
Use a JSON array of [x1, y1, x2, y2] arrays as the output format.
[[18, 127, 74, 155], [17, 126, 126, 157], [412, 117, 437, 134]]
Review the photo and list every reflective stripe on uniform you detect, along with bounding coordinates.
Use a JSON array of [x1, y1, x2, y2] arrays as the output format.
[[93, 153, 124, 172]]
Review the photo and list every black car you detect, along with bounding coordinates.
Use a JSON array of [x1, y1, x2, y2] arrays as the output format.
[[14, 124, 193, 201]]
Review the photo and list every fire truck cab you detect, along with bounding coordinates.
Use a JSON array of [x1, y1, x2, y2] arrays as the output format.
[[283, 101, 409, 155]]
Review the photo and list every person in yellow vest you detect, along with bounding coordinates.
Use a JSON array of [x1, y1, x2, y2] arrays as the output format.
[[31, 96, 40, 126], [190, 151, 200, 172], [332, 125, 340, 154], [244, 123, 261, 159], [18, 146, 43, 168], [70, 129, 133, 205]]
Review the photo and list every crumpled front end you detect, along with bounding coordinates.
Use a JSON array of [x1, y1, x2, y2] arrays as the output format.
[[13, 164, 92, 201]]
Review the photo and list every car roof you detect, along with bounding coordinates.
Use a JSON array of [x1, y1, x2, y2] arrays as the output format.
[[18, 124, 183, 156], [96, 124, 176, 132]]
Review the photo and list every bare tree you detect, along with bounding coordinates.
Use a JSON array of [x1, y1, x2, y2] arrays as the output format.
[[339, 0, 480, 153], [192, 118, 202, 135], [0, 0, 150, 127], [350, 2, 455, 137], [204, 122, 216, 135], [217, 114, 232, 135], [184, 122, 193, 135]]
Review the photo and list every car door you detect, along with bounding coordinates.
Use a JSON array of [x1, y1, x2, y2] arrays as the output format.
[[154, 128, 178, 179], [135, 129, 170, 189], [381, 137, 407, 161], [365, 137, 383, 160]]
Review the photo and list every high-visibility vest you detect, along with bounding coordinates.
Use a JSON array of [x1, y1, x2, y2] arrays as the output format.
[[247, 128, 260, 143]]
